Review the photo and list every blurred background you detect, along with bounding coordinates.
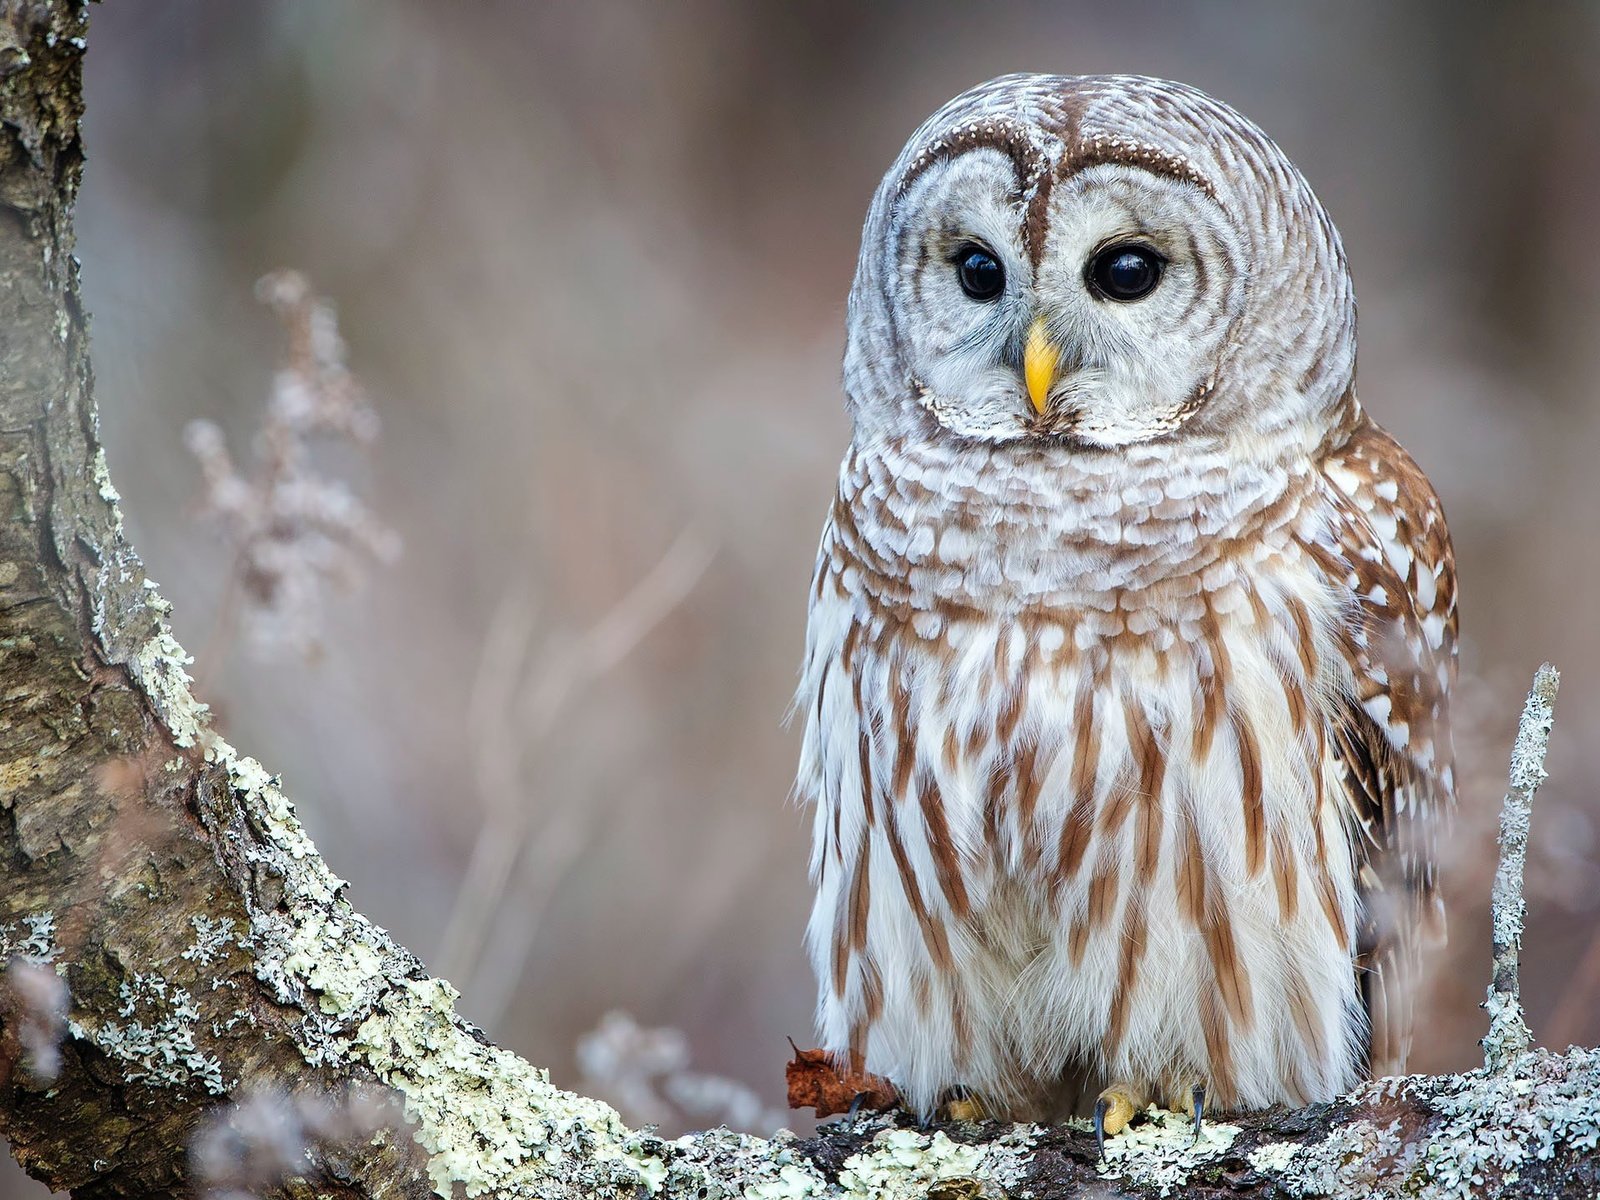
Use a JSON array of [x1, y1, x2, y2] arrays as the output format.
[[11, 1, 1600, 1191]]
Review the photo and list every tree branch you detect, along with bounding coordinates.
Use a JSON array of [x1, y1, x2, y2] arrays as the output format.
[[1482, 663, 1557, 1073], [1, 4, 1596, 1198]]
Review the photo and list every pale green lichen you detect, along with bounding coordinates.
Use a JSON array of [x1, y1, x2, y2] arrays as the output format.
[[744, 1161, 824, 1199], [1256, 1116, 1403, 1198], [126, 624, 209, 749], [93, 445, 121, 510], [102, 615, 724, 1196], [232, 757, 389, 1067], [214, 753, 668, 1197], [626, 1148, 669, 1195], [831, 1123, 1036, 1200], [68, 971, 226, 1095], [1096, 1107, 1240, 1197], [1483, 668, 1558, 1073], [961, 1121, 1039, 1193], [140, 575, 174, 616], [283, 917, 384, 1014], [1419, 1050, 1600, 1197], [836, 1129, 984, 1199], [349, 975, 664, 1198], [181, 914, 242, 969], [1245, 1050, 1600, 1199], [1247, 1136, 1302, 1175], [652, 1125, 825, 1200], [90, 444, 127, 545], [0, 911, 56, 960]]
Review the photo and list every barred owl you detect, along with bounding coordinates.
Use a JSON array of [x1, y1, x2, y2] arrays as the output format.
[[795, 74, 1455, 1138]]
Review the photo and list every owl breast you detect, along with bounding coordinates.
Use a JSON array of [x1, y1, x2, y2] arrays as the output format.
[[798, 433, 1368, 1119]]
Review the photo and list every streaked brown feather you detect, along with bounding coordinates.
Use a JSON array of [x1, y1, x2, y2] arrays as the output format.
[[1175, 791, 1207, 926], [1203, 895, 1255, 1030], [1105, 900, 1149, 1057], [1124, 694, 1168, 883], [1199, 985, 1237, 1101], [918, 771, 972, 920], [881, 789, 955, 975], [1271, 824, 1300, 923], [1232, 709, 1266, 876], [1057, 674, 1100, 880]]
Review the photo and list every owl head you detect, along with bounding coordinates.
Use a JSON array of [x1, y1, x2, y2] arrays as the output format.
[[843, 75, 1355, 451]]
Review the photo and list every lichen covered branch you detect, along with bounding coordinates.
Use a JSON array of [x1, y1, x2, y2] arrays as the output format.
[[1482, 663, 1559, 1073]]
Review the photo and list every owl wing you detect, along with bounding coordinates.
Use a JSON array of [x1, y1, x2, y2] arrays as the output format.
[[1314, 415, 1458, 1078]]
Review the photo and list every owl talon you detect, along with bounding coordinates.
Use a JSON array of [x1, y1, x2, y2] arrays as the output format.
[[1163, 1079, 1207, 1141], [1092, 1084, 1141, 1157], [940, 1086, 987, 1122]]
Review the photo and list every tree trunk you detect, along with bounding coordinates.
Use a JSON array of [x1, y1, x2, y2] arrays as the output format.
[[0, 3, 1595, 1197]]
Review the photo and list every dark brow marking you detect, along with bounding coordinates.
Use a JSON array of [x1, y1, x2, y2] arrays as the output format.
[[898, 118, 1051, 200], [1067, 136, 1217, 198]]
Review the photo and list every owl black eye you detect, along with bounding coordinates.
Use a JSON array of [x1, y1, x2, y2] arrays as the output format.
[[955, 245, 1006, 302], [1086, 243, 1165, 302]]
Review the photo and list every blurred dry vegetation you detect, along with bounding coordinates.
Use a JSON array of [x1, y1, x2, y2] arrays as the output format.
[[10, 2, 1600, 1192]]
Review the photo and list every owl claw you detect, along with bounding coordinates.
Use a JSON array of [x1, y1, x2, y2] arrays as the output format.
[[1164, 1079, 1207, 1141], [1092, 1084, 1141, 1157], [939, 1086, 987, 1123]]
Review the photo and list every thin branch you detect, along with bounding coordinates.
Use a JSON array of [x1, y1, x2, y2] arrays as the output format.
[[435, 527, 715, 987], [1482, 662, 1560, 1072]]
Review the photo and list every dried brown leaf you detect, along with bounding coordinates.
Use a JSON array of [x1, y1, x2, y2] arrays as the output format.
[[784, 1044, 898, 1117]]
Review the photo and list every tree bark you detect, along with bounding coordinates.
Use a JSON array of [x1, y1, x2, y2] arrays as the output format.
[[0, 3, 1596, 1198]]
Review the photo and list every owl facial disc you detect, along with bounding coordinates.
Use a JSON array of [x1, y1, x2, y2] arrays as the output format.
[[843, 74, 1357, 453]]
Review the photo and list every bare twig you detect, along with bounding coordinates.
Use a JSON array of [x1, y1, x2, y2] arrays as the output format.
[[1482, 662, 1560, 1072], [435, 527, 715, 990]]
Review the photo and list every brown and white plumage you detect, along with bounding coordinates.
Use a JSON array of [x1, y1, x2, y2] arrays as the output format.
[[1318, 423, 1456, 1078], [794, 74, 1456, 1123]]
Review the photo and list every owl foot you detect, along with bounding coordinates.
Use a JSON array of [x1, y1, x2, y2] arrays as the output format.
[[1161, 1079, 1207, 1141], [1092, 1082, 1147, 1156], [938, 1086, 988, 1123]]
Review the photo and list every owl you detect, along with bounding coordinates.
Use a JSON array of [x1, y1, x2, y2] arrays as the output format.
[[794, 74, 1456, 1141]]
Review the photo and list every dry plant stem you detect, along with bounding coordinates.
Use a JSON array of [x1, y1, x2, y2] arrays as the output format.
[[435, 527, 713, 989], [1482, 662, 1560, 1072], [5, 6, 1600, 1197], [183, 269, 396, 663]]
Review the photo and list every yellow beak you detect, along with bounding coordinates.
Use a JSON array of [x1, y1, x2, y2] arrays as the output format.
[[1024, 317, 1062, 415]]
